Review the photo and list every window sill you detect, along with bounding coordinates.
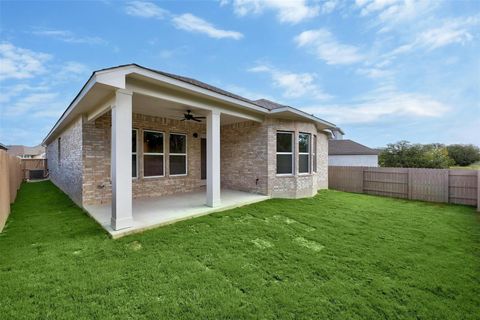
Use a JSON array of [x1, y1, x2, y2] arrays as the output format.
[[276, 174, 295, 177], [169, 174, 188, 178], [143, 175, 166, 180]]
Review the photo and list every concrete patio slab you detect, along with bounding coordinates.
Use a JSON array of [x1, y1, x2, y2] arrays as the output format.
[[84, 188, 270, 238]]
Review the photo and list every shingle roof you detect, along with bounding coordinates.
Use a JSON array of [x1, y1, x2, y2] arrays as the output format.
[[253, 98, 287, 110], [329, 139, 379, 155]]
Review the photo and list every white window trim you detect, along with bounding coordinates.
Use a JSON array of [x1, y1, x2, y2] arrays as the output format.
[[169, 133, 188, 177], [276, 131, 295, 176], [132, 129, 138, 179], [143, 129, 165, 178], [313, 134, 317, 173], [298, 132, 311, 175]]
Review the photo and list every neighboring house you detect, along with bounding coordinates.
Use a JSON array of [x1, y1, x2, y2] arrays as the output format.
[[328, 129, 379, 167], [42, 64, 338, 234], [7, 145, 46, 159], [0, 143, 8, 151]]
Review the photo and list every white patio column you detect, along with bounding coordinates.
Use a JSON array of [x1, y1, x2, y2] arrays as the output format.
[[206, 109, 221, 207], [111, 89, 133, 230]]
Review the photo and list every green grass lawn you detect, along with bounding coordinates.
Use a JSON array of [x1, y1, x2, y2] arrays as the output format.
[[1, 181, 479, 319]]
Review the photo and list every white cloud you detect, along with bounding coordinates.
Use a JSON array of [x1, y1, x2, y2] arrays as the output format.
[[321, 0, 338, 14], [295, 29, 364, 65], [124, 1, 169, 19], [0, 83, 50, 104], [303, 86, 450, 124], [413, 17, 478, 50], [231, 0, 319, 24], [32, 29, 107, 45], [356, 67, 392, 79], [248, 64, 332, 101], [124, 2, 243, 40], [0, 42, 51, 80], [3, 92, 61, 117], [172, 13, 243, 40], [224, 84, 274, 101], [389, 16, 480, 56], [355, 0, 438, 32]]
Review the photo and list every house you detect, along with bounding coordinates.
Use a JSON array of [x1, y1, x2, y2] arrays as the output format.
[[7, 145, 46, 159], [328, 129, 379, 167], [42, 64, 338, 236]]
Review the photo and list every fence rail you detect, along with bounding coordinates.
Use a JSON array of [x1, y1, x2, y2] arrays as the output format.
[[329, 166, 479, 211], [0, 150, 23, 231]]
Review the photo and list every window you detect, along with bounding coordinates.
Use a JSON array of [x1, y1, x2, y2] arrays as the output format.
[[313, 135, 317, 172], [299, 133, 311, 174], [143, 130, 164, 177], [276, 131, 294, 174], [132, 129, 137, 178], [169, 133, 187, 176], [57, 137, 61, 167]]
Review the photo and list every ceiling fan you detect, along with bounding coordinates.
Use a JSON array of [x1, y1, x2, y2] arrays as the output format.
[[181, 110, 206, 122]]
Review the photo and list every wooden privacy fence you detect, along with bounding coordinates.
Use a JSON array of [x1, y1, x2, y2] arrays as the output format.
[[329, 166, 480, 211], [0, 150, 23, 232], [21, 158, 47, 179]]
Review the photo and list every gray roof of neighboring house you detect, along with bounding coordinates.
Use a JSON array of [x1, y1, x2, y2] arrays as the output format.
[[0, 143, 7, 150], [329, 139, 379, 156], [6, 145, 45, 157]]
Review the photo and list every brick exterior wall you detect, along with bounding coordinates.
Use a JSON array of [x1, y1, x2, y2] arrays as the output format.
[[82, 112, 206, 205], [46, 116, 84, 206], [220, 121, 268, 195], [265, 117, 329, 198], [48, 111, 330, 207]]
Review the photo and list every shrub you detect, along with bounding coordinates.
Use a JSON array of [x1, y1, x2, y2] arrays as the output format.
[[446, 144, 480, 166]]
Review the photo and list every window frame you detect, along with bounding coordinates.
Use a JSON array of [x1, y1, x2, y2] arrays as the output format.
[[298, 132, 311, 175], [313, 134, 317, 173], [276, 131, 295, 176], [169, 132, 188, 177], [143, 129, 165, 178], [132, 129, 138, 179]]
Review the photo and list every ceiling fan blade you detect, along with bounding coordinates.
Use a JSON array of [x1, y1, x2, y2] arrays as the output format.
[[194, 116, 206, 119], [192, 118, 201, 122], [180, 118, 186, 121]]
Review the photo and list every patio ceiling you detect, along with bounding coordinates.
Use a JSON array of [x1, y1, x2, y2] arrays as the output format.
[[132, 93, 256, 125]]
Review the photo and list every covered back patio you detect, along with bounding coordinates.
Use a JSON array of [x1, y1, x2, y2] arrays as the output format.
[[82, 69, 268, 236], [85, 188, 269, 238]]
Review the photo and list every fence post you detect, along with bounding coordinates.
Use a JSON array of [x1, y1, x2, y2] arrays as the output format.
[[444, 170, 449, 204], [477, 170, 479, 212], [407, 168, 412, 200]]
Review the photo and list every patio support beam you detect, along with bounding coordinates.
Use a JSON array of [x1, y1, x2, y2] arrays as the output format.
[[206, 110, 221, 207], [110, 89, 134, 230]]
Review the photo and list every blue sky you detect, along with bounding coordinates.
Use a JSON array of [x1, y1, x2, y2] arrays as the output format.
[[0, 0, 479, 147]]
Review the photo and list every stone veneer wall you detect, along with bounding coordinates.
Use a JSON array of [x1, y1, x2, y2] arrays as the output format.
[[220, 121, 268, 195], [82, 112, 206, 205], [46, 116, 84, 206]]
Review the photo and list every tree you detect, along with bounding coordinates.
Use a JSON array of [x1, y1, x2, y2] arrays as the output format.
[[379, 141, 453, 168], [446, 144, 480, 166]]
